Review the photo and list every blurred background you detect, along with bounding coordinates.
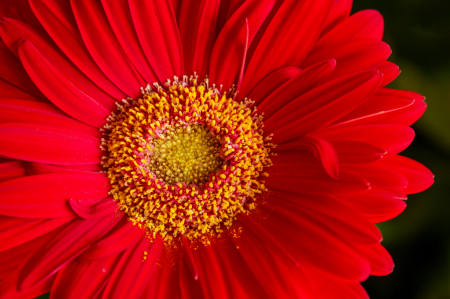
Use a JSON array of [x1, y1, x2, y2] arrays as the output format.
[[352, 0, 450, 298], [34, 0, 449, 298]]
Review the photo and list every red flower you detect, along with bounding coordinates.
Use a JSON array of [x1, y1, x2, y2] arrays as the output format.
[[0, 0, 433, 298]]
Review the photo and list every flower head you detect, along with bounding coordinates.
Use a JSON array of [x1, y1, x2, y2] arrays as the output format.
[[0, 0, 434, 298]]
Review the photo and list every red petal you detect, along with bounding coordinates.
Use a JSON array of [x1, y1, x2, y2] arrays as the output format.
[[0, 273, 54, 299], [321, 0, 353, 36], [259, 59, 336, 119], [18, 215, 120, 290], [341, 163, 408, 190], [0, 217, 72, 251], [129, 0, 183, 82], [315, 124, 415, 157], [260, 199, 371, 281], [70, 197, 120, 220], [241, 0, 334, 96], [334, 91, 415, 127], [0, 160, 26, 183], [178, 0, 220, 80], [376, 61, 401, 87], [0, 99, 101, 137], [71, 0, 145, 98], [1, 18, 117, 112], [0, 172, 110, 218], [269, 191, 382, 245], [237, 213, 299, 266], [102, 236, 163, 299], [306, 269, 369, 299], [246, 67, 301, 105], [0, 0, 44, 30], [193, 244, 237, 298], [0, 122, 101, 165], [228, 234, 309, 298], [25, 162, 103, 175], [50, 253, 122, 299], [266, 70, 382, 143], [181, 236, 199, 280], [332, 189, 407, 223], [209, 0, 275, 90], [332, 140, 386, 164], [29, 0, 127, 99], [144, 260, 181, 299], [79, 219, 144, 262], [0, 77, 45, 102], [100, 0, 158, 85], [302, 39, 391, 80], [365, 244, 394, 276], [268, 150, 370, 194], [0, 40, 44, 98], [380, 155, 434, 194], [315, 10, 384, 51], [18, 39, 111, 128], [278, 135, 338, 179]]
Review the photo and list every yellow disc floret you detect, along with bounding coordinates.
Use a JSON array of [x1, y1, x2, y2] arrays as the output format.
[[102, 76, 273, 242]]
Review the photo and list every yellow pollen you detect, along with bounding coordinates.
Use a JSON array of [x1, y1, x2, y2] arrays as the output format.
[[102, 76, 273, 243]]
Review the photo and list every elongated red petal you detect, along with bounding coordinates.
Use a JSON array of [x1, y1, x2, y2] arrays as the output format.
[[193, 244, 238, 298], [0, 160, 26, 183], [29, 0, 127, 99], [278, 135, 339, 179], [70, 197, 120, 220], [246, 67, 301, 105], [376, 61, 401, 87], [181, 236, 199, 280], [50, 253, 122, 299], [100, 0, 157, 85], [266, 70, 382, 143], [259, 59, 336, 118], [178, 0, 220, 80], [302, 39, 391, 80], [380, 155, 434, 194], [102, 236, 163, 299], [0, 77, 45, 102], [79, 219, 143, 262], [260, 200, 371, 282], [238, 213, 299, 266], [241, 0, 334, 95], [129, 0, 183, 82], [209, 0, 275, 90], [71, 0, 145, 98], [0, 41, 44, 98], [0, 217, 72, 251], [0, 99, 101, 137], [365, 244, 394, 276], [1, 18, 117, 111], [332, 189, 407, 223], [18, 215, 120, 290], [18, 39, 111, 128], [0, 122, 101, 165], [315, 124, 415, 157], [321, 0, 352, 36], [0, 172, 110, 218], [314, 9, 384, 51]]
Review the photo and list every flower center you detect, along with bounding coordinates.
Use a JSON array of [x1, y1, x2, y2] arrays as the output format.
[[102, 76, 273, 243], [148, 125, 223, 186]]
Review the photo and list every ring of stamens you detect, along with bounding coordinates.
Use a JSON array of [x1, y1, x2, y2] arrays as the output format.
[[102, 76, 273, 243]]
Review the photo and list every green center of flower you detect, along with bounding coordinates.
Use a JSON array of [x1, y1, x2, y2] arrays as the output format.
[[147, 125, 223, 186]]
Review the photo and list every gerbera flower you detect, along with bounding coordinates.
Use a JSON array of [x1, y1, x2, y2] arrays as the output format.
[[0, 0, 434, 298]]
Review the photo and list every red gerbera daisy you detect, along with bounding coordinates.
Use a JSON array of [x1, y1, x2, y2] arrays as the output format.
[[0, 0, 434, 298]]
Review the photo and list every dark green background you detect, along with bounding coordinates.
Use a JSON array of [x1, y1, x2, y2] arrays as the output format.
[[36, 0, 449, 298]]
